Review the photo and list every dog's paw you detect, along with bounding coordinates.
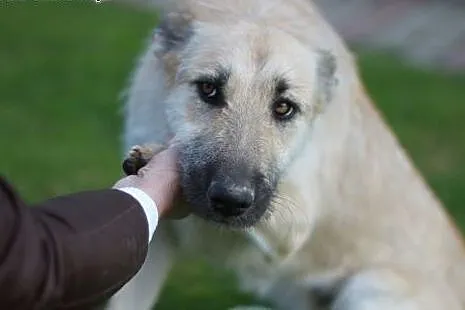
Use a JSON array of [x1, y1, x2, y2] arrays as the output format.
[[122, 144, 165, 176], [122, 145, 151, 176]]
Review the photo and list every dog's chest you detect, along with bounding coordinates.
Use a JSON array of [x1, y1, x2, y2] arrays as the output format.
[[171, 218, 309, 305], [226, 233, 321, 310], [172, 218, 344, 309]]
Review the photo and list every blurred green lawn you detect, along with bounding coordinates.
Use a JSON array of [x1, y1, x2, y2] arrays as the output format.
[[0, 2, 464, 309]]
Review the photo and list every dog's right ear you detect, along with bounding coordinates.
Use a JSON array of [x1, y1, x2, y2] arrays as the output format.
[[153, 11, 194, 58]]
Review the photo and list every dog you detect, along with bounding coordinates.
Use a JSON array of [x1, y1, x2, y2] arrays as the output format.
[[106, 0, 465, 309]]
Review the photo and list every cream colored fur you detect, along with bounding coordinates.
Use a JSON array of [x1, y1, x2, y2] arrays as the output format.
[[107, 0, 465, 309]]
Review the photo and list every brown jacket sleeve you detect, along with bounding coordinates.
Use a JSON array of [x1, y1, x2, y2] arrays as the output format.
[[0, 176, 150, 310]]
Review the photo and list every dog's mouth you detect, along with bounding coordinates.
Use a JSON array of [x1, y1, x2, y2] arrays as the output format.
[[180, 163, 276, 229]]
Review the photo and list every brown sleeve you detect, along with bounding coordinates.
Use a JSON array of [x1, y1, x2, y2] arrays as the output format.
[[0, 176, 150, 310]]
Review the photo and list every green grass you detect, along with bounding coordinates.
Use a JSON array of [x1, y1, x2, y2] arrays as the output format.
[[0, 2, 464, 309]]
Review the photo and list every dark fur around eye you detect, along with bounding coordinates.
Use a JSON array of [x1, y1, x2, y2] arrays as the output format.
[[195, 81, 224, 105], [192, 70, 230, 106]]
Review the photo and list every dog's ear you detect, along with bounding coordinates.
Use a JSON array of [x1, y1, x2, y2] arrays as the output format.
[[153, 11, 194, 57], [316, 50, 338, 106], [152, 11, 194, 85]]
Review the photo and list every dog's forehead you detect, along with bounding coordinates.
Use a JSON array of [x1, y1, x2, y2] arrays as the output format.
[[181, 22, 318, 87]]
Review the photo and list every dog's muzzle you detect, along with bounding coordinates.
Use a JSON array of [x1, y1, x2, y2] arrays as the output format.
[[179, 143, 276, 227]]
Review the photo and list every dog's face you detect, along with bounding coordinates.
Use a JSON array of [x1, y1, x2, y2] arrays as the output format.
[[157, 16, 337, 228]]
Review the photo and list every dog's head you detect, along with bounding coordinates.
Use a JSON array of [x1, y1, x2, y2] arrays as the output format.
[[154, 12, 338, 228]]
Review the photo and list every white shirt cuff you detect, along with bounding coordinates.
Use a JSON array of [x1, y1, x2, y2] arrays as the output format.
[[116, 187, 159, 244]]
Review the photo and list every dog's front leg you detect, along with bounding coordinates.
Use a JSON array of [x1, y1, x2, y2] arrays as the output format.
[[330, 268, 451, 310]]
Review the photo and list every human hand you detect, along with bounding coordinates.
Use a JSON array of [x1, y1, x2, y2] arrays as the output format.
[[113, 143, 189, 219]]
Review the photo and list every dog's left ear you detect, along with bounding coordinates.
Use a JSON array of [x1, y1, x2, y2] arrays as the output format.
[[153, 11, 194, 57], [316, 50, 338, 105], [152, 11, 194, 84]]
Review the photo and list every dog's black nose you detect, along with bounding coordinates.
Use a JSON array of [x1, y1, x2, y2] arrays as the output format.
[[207, 181, 255, 217]]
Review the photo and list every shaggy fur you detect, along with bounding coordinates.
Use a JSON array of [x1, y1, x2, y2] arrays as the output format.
[[107, 0, 465, 309]]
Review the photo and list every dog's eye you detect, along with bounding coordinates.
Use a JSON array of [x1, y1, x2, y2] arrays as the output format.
[[197, 82, 218, 99], [273, 100, 296, 120]]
